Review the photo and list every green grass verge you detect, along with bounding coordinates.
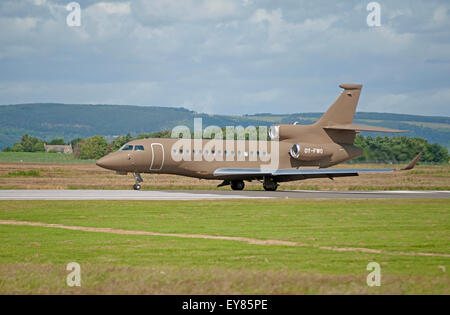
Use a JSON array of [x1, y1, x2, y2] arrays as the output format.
[[0, 199, 449, 294], [0, 170, 41, 178], [0, 152, 95, 164]]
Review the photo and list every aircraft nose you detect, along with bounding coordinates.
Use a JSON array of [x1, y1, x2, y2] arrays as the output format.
[[96, 154, 122, 170], [96, 155, 111, 169]]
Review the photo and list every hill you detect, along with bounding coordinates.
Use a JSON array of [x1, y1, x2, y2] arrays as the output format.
[[0, 103, 449, 150]]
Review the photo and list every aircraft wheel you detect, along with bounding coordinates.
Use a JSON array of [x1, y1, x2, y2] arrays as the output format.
[[133, 184, 141, 190], [263, 183, 278, 191], [230, 180, 245, 191], [263, 177, 278, 191]]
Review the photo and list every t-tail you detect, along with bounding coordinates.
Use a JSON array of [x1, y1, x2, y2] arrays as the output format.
[[315, 83, 406, 134]]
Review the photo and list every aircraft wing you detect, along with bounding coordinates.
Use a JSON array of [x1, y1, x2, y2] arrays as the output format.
[[213, 153, 422, 181], [213, 167, 394, 180]]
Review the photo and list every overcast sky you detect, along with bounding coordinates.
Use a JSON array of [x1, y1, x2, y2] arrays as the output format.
[[0, 0, 449, 116]]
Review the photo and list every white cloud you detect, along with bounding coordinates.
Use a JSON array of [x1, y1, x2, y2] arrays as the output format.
[[0, 80, 161, 106], [131, 0, 243, 25], [34, 0, 46, 6], [364, 88, 450, 116], [243, 88, 283, 104], [432, 6, 448, 24], [93, 2, 131, 15], [250, 8, 282, 24], [0, 16, 39, 33], [423, 5, 449, 30], [0, 0, 449, 116]]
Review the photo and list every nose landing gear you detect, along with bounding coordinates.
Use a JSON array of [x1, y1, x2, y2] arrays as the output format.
[[133, 173, 143, 190]]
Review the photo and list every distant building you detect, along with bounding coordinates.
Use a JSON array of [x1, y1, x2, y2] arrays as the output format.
[[44, 144, 73, 154]]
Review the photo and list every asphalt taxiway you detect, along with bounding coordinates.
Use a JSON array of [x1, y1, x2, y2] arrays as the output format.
[[0, 190, 448, 200]]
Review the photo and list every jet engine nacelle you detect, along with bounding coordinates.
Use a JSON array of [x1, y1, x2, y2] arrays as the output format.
[[269, 124, 313, 141], [288, 142, 332, 161], [269, 125, 297, 141]]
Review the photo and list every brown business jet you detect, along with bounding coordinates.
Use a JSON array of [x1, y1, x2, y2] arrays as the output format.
[[96, 84, 421, 191]]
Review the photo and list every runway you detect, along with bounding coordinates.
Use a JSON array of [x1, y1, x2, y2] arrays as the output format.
[[0, 189, 448, 200]]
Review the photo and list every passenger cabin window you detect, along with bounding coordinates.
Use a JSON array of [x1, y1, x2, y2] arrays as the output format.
[[134, 145, 145, 151], [121, 145, 134, 151]]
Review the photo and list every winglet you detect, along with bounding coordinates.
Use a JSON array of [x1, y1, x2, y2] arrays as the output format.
[[397, 152, 422, 171]]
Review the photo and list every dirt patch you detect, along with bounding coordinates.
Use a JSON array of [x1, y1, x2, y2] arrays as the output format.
[[0, 219, 303, 246], [1, 219, 449, 258]]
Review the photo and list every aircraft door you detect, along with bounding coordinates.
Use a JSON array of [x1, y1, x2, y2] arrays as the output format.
[[127, 151, 135, 167], [150, 143, 164, 171]]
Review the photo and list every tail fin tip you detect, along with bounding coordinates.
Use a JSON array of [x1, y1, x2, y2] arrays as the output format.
[[316, 83, 363, 126], [339, 83, 363, 90]]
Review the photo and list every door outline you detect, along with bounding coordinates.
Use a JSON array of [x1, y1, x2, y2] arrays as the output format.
[[150, 143, 164, 171], [128, 152, 135, 167]]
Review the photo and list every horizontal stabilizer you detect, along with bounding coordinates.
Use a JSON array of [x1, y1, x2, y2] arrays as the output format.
[[323, 123, 406, 133]]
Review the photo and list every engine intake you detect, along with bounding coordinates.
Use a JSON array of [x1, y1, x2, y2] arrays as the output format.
[[289, 143, 301, 159], [288, 143, 332, 161]]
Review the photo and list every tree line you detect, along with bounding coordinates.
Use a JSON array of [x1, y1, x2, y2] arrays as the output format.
[[2, 132, 449, 163], [353, 135, 449, 164], [1, 132, 170, 160]]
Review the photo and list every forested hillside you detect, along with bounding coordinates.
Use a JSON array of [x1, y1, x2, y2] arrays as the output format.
[[0, 103, 448, 151]]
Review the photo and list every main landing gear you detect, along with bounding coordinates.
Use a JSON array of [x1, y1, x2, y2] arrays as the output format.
[[263, 177, 278, 191], [218, 178, 278, 191], [230, 180, 245, 191], [133, 173, 143, 190]]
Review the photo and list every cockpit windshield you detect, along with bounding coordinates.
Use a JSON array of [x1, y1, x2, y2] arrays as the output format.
[[120, 144, 134, 151], [134, 145, 145, 151]]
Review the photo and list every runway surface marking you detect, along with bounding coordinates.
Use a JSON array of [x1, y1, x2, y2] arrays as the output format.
[[293, 190, 450, 194], [0, 190, 449, 200], [1, 220, 449, 258]]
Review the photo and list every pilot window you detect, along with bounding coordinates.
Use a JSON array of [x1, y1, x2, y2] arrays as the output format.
[[134, 145, 145, 151], [121, 145, 134, 151]]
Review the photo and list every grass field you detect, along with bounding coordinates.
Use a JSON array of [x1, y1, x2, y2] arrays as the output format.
[[0, 152, 96, 164], [0, 161, 448, 191], [0, 199, 449, 294]]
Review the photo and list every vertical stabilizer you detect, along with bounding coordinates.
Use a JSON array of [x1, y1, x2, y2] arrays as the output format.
[[315, 84, 362, 126]]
